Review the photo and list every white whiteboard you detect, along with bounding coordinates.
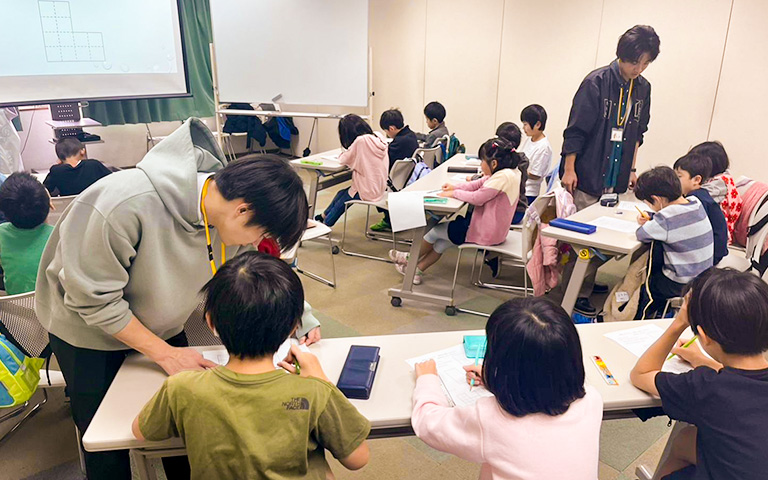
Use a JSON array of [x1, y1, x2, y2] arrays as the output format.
[[210, 0, 369, 107]]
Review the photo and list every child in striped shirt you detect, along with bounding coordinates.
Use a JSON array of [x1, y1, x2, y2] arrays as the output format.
[[634, 166, 714, 319]]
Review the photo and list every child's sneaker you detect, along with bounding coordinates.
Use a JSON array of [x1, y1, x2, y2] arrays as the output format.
[[370, 219, 391, 232], [388, 249, 409, 264], [395, 263, 422, 285]]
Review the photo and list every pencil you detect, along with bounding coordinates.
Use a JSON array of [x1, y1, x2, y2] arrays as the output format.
[[635, 205, 650, 219], [470, 337, 487, 391], [667, 336, 698, 360]]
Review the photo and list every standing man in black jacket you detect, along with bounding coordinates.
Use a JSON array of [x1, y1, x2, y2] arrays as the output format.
[[560, 25, 660, 314]]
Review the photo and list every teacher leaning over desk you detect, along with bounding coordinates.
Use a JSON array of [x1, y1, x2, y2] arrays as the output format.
[[35, 118, 317, 480]]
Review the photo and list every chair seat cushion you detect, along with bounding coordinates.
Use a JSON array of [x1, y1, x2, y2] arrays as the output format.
[[458, 230, 523, 260]]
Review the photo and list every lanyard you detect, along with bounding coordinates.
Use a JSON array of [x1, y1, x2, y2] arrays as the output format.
[[616, 78, 634, 127], [201, 177, 226, 275]]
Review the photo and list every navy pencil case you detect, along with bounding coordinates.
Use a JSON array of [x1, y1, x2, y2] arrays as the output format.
[[550, 218, 597, 235], [336, 345, 380, 400]]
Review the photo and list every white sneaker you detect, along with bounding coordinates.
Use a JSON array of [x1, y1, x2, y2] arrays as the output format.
[[388, 249, 410, 264], [395, 262, 422, 285]]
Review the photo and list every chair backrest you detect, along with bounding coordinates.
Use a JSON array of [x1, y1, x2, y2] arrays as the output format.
[[389, 159, 416, 192], [0, 292, 49, 358], [183, 297, 222, 347], [413, 146, 442, 169], [46, 195, 78, 226]]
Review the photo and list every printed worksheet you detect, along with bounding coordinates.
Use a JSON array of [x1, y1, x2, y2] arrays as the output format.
[[589, 216, 639, 234], [406, 344, 494, 408], [203, 339, 310, 369], [604, 325, 694, 374], [617, 201, 652, 213]]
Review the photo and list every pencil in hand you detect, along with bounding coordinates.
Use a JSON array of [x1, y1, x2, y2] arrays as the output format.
[[667, 336, 698, 360]]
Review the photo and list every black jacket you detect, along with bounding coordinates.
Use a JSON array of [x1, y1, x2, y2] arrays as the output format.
[[388, 126, 419, 168], [560, 60, 651, 197], [43, 159, 112, 196]]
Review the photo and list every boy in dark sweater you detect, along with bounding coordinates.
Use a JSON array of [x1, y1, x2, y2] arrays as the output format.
[[371, 109, 419, 232], [674, 153, 728, 265], [44, 137, 112, 196]]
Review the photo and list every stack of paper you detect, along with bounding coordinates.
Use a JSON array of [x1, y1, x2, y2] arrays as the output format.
[[406, 345, 494, 408]]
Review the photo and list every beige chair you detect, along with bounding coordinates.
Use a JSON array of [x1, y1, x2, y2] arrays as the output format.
[[446, 195, 549, 317], [46, 195, 77, 226], [413, 146, 442, 169], [0, 292, 67, 443], [283, 220, 337, 288]]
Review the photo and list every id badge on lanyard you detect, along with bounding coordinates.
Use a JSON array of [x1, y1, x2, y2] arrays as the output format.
[[611, 128, 624, 142], [613, 78, 633, 143]]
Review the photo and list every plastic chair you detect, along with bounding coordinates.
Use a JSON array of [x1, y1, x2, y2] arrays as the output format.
[[0, 292, 68, 443], [446, 196, 547, 317], [340, 159, 416, 262], [283, 220, 337, 288], [46, 195, 77, 226], [413, 146, 442, 170], [183, 297, 221, 347]]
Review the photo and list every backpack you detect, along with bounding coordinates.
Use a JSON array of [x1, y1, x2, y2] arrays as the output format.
[[406, 161, 431, 187], [0, 333, 44, 408], [438, 135, 465, 163]]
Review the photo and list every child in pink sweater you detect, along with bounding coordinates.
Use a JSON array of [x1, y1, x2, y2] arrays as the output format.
[[316, 114, 389, 227], [412, 297, 603, 480], [390, 137, 521, 284]]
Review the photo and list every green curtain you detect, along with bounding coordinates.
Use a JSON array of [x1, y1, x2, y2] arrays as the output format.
[[83, 0, 214, 125]]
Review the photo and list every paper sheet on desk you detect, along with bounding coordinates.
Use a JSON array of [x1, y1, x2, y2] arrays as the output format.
[[406, 345, 494, 408], [589, 216, 639, 234], [617, 201, 652, 214], [388, 191, 427, 233], [604, 325, 694, 374], [203, 339, 310, 368], [450, 173, 471, 182]]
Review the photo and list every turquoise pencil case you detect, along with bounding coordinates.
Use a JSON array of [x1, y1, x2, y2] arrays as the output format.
[[463, 335, 487, 358]]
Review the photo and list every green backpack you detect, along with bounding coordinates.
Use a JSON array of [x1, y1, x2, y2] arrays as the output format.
[[0, 333, 44, 408], [439, 135, 466, 163]]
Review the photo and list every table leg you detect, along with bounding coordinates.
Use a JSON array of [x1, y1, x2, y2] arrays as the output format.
[[307, 172, 320, 218], [132, 449, 155, 480], [562, 247, 591, 315], [399, 225, 426, 292]]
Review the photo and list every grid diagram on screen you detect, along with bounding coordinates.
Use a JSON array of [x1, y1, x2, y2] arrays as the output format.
[[38, 0, 105, 62]]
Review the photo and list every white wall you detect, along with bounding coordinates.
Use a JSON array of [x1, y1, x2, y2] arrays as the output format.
[[16, 0, 762, 183]]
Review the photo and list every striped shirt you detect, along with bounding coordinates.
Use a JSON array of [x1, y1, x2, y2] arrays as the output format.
[[636, 198, 714, 284]]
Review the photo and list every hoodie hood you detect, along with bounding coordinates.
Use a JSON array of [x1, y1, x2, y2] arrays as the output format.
[[365, 131, 389, 154], [137, 118, 227, 231]]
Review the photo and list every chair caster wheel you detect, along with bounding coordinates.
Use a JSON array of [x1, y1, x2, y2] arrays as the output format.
[[331, 246, 340, 254], [391, 297, 402, 307], [445, 306, 457, 316]]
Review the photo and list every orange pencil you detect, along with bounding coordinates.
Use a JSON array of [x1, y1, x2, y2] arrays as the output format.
[[635, 205, 650, 220]]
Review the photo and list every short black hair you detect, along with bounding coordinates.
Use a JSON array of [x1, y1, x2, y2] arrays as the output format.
[[689, 141, 729, 176], [479, 137, 521, 173], [520, 104, 548, 131], [338, 114, 373, 149], [213, 155, 308, 250], [379, 108, 405, 130], [0, 172, 50, 229], [634, 166, 682, 203], [686, 267, 768, 355], [201, 251, 304, 358], [673, 153, 713, 183], [616, 25, 660, 63], [55, 137, 84, 161], [423, 101, 446, 123], [483, 297, 586, 417], [494, 122, 522, 149]]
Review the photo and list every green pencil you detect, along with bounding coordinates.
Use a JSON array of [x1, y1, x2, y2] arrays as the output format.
[[470, 337, 487, 391], [667, 336, 698, 360]]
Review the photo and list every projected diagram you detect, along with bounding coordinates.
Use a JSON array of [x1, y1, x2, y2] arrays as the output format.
[[38, 0, 105, 62]]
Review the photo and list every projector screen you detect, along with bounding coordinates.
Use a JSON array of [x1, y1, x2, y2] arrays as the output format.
[[0, 0, 189, 107]]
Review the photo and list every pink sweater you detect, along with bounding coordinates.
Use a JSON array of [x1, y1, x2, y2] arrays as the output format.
[[452, 168, 520, 246], [338, 132, 389, 201], [412, 375, 603, 480]]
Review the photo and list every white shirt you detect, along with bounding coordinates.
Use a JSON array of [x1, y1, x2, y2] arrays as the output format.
[[196, 172, 215, 225], [522, 136, 553, 198]]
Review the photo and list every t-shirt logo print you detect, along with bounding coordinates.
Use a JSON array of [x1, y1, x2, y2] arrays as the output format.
[[283, 397, 310, 411]]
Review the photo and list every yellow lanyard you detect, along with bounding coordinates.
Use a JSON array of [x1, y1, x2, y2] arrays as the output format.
[[616, 78, 634, 127], [201, 177, 226, 275]]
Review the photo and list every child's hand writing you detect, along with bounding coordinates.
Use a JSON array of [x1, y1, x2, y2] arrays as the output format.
[[637, 214, 649, 226], [670, 338, 709, 368], [441, 183, 454, 192], [414, 359, 437, 378], [279, 344, 330, 382], [463, 364, 483, 387]]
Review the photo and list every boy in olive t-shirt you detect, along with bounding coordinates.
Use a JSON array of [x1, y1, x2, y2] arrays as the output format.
[[133, 252, 370, 480]]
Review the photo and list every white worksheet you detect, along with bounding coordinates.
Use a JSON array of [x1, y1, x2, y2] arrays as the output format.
[[450, 173, 471, 182], [203, 339, 310, 368], [388, 191, 427, 233], [617, 201, 652, 214], [406, 344, 494, 408], [604, 325, 694, 374], [589, 216, 639, 234]]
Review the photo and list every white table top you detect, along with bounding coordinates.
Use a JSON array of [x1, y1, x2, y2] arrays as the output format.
[[541, 200, 643, 255], [83, 319, 669, 453], [391, 154, 469, 214], [290, 148, 347, 173]]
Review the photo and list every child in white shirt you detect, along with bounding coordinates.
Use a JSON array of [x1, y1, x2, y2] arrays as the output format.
[[521, 104, 553, 203]]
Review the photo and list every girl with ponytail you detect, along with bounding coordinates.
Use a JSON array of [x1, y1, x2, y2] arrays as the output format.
[[389, 137, 521, 284]]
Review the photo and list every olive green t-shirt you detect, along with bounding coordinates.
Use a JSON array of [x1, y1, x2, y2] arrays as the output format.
[[138, 367, 371, 480]]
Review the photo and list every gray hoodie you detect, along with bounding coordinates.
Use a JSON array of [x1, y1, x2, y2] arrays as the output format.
[[36, 118, 317, 351]]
